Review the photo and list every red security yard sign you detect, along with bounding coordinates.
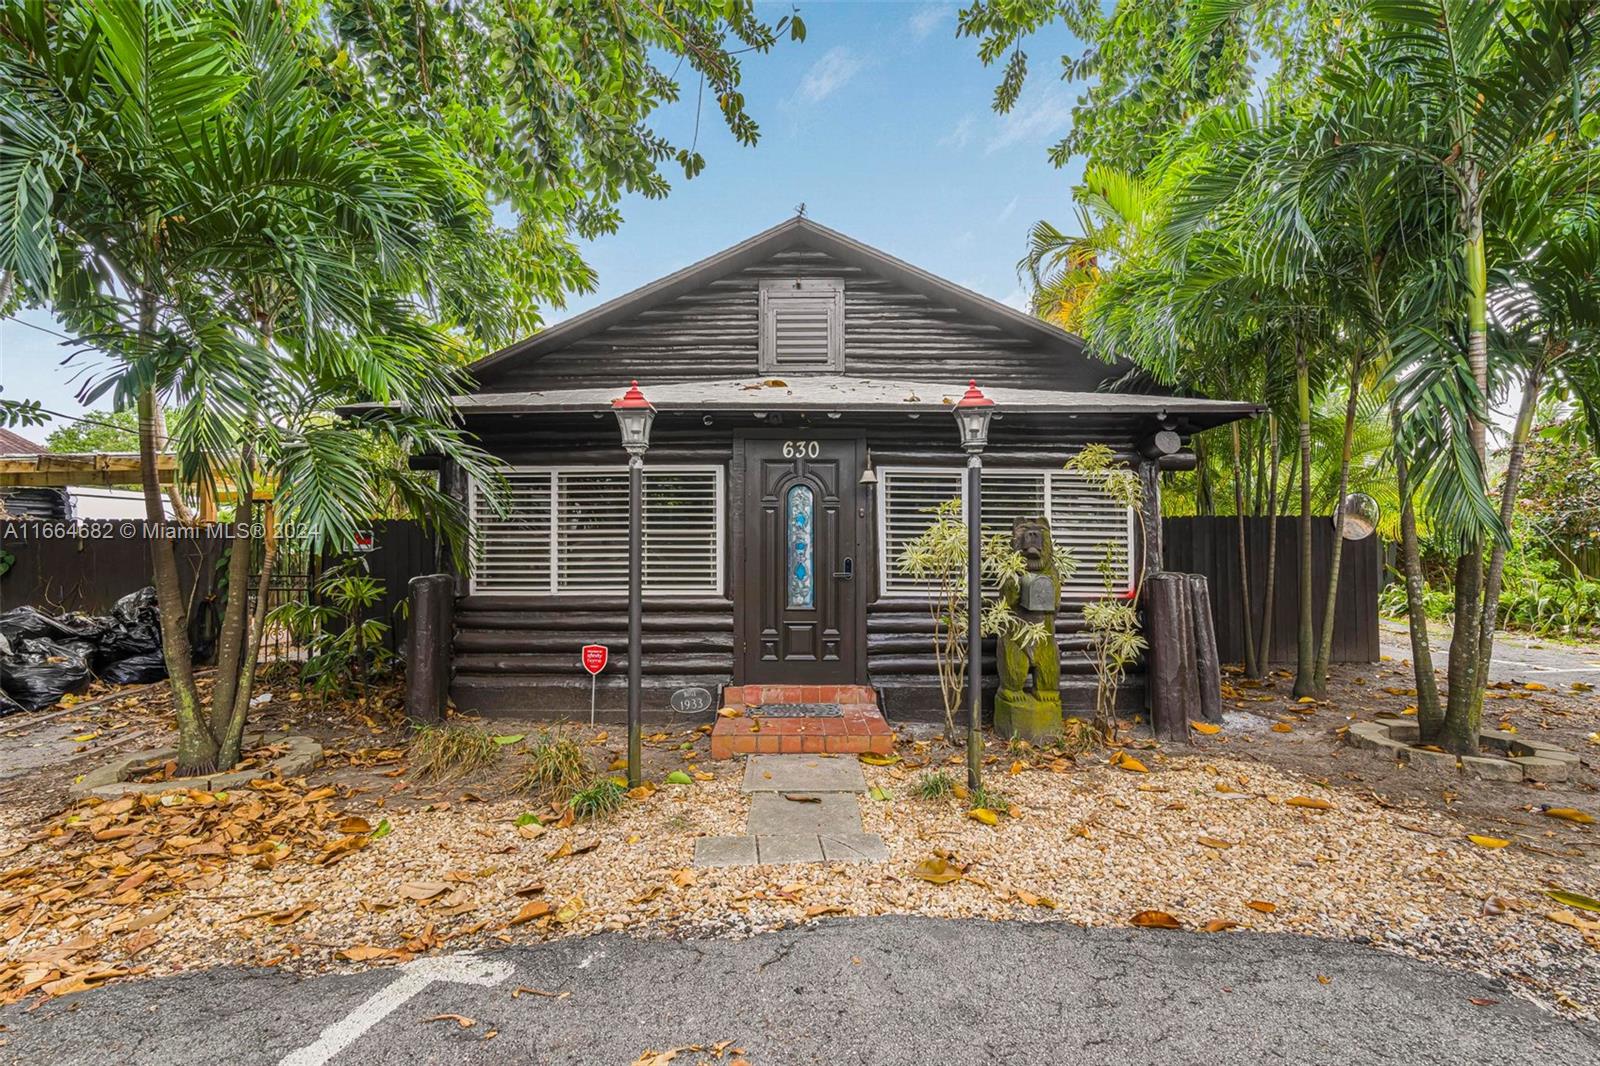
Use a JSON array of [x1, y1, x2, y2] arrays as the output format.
[[581, 645, 608, 724]]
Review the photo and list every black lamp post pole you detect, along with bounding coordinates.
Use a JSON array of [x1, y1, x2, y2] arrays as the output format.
[[966, 451, 983, 792], [627, 452, 643, 789], [613, 380, 653, 791]]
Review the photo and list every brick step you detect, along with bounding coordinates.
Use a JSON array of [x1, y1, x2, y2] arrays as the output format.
[[710, 683, 893, 758]]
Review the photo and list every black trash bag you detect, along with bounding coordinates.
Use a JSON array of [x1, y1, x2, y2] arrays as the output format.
[[97, 587, 163, 664], [112, 587, 159, 626], [0, 687, 23, 718], [0, 605, 110, 643], [99, 650, 169, 685], [0, 651, 93, 711], [17, 636, 98, 667]]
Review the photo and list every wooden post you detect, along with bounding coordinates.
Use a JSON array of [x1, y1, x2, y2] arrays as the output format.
[[1187, 574, 1224, 724], [405, 574, 453, 725], [1146, 573, 1196, 741]]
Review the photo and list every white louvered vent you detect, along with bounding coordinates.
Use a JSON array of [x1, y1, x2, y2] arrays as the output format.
[[469, 467, 723, 595], [879, 467, 1135, 599], [760, 280, 843, 372]]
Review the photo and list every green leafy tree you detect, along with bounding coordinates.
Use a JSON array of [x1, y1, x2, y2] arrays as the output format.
[[44, 410, 140, 453]]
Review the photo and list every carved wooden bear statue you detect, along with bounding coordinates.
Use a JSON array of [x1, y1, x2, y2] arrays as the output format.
[[994, 515, 1063, 743]]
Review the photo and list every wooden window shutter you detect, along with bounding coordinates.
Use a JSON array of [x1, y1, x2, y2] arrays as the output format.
[[759, 278, 843, 372]]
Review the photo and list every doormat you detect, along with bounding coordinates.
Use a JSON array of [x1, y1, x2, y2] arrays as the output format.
[[749, 703, 842, 718]]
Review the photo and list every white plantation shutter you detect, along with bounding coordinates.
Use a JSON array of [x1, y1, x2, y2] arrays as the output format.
[[879, 469, 965, 594], [469, 467, 723, 595], [878, 466, 1135, 599], [469, 470, 554, 594], [1049, 470, 1135, 597]]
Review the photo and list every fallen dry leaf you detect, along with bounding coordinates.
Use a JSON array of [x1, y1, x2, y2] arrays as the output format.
[[1130, 910, 1182, 929]]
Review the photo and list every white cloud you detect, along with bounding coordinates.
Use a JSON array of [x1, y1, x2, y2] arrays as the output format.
[[996, 195, 1020, 224], [1001, 287, 1031, 311], [985, 91, 1073, 155], [908, 4, 951, 41], [796, 47, 865, 104], [939, 115, 977, 150]]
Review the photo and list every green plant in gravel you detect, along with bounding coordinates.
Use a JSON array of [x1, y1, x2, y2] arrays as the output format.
[[970, 785, 1010, 812], [517, 729, 590, 802], [566, 778, 627, 821], [911, 770, 956, 801], [409, 724, 502, 781]]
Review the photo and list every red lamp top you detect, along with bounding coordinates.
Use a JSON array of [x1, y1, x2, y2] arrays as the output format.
[[956, 379, 994, 407], [612, 379, 654, 409]]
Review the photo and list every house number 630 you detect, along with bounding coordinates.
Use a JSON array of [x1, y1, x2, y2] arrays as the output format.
[[782, 439, 820, 459]]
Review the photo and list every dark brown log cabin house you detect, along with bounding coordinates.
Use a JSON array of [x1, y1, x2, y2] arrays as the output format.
[[428, 218, 1255, 723]]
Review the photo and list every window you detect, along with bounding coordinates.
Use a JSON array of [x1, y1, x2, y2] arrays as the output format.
[[786, 484, 815, 608], [469, 466, 723, 595], [759, 278, 844, 372], [878, 467, 1135, 598]]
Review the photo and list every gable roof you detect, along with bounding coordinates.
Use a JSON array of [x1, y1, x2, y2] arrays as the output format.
[[470, 216, 1089, 379], [0, 428, 45, 455]]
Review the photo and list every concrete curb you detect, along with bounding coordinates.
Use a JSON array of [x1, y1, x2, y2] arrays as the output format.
[[1344, 716, 1574, 782], [69, 733, 324, 799]]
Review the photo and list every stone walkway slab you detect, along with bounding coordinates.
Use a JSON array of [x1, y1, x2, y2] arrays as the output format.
[[741, 754, 866, 794], [747, 793, 859, 836], [695, 754, 887, 869], [755, 834, 826, 864], [692, 835, 758, 867], [820, 832, 891, 862]]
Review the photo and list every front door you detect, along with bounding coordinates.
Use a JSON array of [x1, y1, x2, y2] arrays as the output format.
[[738, 435, 863, 684]]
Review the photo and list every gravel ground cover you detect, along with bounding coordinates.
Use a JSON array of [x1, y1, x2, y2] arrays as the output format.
[[1, 717, 1595, 1020]]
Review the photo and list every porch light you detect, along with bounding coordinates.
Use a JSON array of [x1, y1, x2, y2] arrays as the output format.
[[954, 379, 995, 452], [612, 379, 656, 455]]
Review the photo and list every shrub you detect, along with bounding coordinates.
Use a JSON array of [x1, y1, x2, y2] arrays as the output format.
[[911, 769, 956, 801], [410, 724, 502, 780], [517, 728, 590, 802], [567, 778, 627, 821]]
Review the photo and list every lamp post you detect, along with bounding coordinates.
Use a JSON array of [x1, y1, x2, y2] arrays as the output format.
[[613, 380, 655, 789], [954, 379, 994, 792]]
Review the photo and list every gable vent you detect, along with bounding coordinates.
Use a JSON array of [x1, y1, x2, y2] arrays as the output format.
[[760, 278, 843, 372]]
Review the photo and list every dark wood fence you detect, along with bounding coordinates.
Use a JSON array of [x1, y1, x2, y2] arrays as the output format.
[[342, 520, 439, 652], [1, 520, 226, 617], [1, 518, 435, 657], [1163, 516, 1380, 665]]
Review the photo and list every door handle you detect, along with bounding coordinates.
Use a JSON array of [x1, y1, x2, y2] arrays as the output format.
[[833, 557, 854, 580]]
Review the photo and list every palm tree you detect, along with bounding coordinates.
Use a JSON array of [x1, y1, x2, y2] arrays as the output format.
[[1, 0, 500, 771], [1312, 0, 1600, 750]]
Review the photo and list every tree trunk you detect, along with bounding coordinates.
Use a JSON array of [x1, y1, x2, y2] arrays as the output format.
[[1253, 414, 1282, 676], [139, 385, 214, 773], [151, 405, 196, 526], [1392, 403, 1443, 738], [1313, 355, 1364, 690], [1468, 356, 1546, 727], [1230, 422, 1258, 677], [1293, 347, 1316, 698], [1439, 205, 1490, 754], [207, 473, 254, 741], [219, 524, 280, 770]]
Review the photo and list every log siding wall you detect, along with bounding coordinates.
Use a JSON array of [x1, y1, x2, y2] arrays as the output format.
[[474, 249, 1112, 392], [450, 418, 1151, 721]]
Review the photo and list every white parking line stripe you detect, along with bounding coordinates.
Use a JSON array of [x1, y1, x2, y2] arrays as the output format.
[[278, 953, 513, 1066]]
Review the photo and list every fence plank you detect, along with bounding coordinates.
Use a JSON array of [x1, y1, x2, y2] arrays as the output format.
[[1162, 515, 1379, 666]]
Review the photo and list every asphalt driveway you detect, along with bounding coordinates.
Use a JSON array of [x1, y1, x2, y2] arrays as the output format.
[[1, 917, 1592, 1065]]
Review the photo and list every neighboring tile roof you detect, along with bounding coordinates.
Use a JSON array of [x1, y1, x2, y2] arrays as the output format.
[[0, 427, 45, 455]]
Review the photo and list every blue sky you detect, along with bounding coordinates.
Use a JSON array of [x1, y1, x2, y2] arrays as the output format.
[[0, 1, 1087, 437]]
